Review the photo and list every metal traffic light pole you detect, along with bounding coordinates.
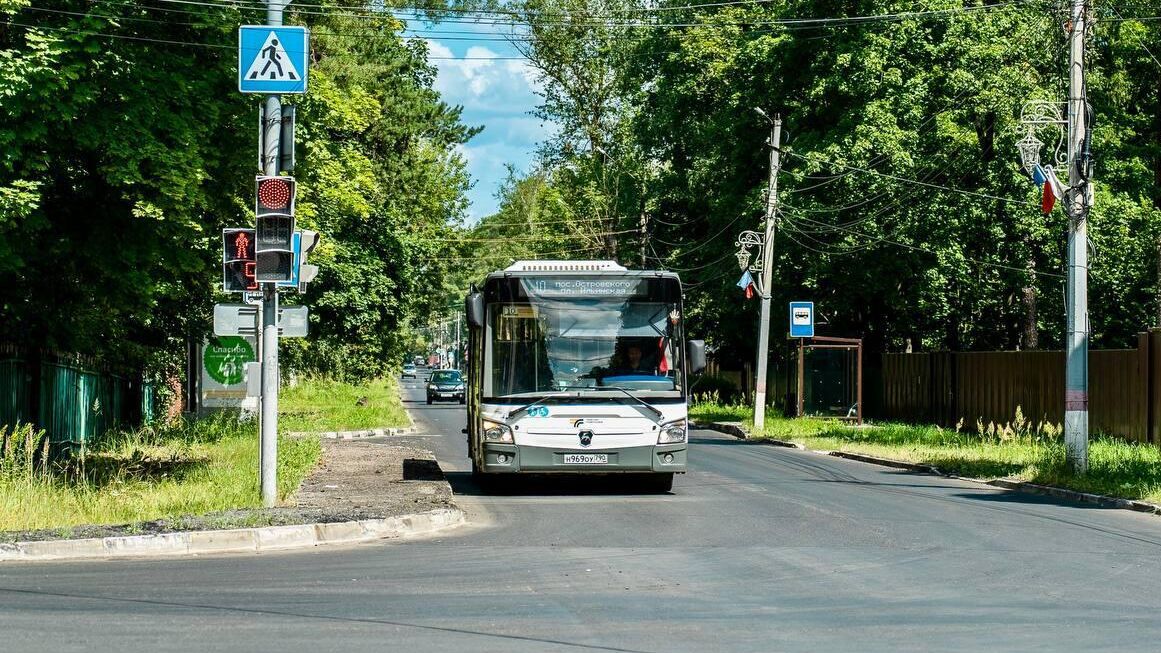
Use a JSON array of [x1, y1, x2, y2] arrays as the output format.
[[259, 0, 285, 507]]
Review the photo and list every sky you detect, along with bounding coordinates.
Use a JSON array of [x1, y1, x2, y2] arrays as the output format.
[[407, 21, 555, 224]]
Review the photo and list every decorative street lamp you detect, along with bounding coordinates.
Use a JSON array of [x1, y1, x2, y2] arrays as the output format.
[[1016, 130, 1044, 175], [734, 230, 765, 277]]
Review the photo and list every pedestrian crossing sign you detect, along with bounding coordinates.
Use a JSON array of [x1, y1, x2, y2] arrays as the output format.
[[238, 25, 309, 94]]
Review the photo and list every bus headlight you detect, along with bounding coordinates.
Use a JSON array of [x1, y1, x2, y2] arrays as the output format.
[[658, 420, 686, 444], [483, 421, 513, 443]]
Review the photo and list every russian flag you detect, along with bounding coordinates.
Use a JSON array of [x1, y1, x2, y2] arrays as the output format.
[[737, 270, 756, 299], [658, 337, 673, 373], [1032, 164, 1067, 214]]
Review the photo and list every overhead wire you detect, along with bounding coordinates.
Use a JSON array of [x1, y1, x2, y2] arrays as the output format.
[[785, 212, 1065, 278], [785, 152, 1037, 207]]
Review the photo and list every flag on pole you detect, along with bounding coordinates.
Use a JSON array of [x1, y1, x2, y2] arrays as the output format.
[[658, 337, 673, 373], [737, 270, 756, 299], [1032, 164, 1067, 214]]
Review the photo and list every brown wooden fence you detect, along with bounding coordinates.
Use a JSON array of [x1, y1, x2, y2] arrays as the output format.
[[876, 331, 1160, 442]]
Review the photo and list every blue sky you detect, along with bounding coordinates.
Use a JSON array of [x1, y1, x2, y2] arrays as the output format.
[[409, 23, 555, 223]]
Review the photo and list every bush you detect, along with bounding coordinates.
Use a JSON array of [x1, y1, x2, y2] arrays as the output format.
[[690, 374, 742, 404]]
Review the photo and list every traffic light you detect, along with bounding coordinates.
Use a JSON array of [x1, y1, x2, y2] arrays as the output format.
[[255, 175, 296, 282], [222, 228, 257, 292], [298, 229, 320, 291]]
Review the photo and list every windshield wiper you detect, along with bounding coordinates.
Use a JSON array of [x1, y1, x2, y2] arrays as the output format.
[[592, 386, 665, 422], [506, 392, 573, 419]]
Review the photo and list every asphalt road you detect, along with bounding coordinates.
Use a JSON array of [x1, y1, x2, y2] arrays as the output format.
[[4, 377, 1161, 652]]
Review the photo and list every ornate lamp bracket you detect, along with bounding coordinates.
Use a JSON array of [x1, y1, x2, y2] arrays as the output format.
[[735, 230, 764, 273], [1017, 100, 1068, 175]]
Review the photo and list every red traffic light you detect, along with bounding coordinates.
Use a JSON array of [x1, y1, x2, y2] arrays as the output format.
[[256, 176, 295, 215], [258, 177, 291, 210]]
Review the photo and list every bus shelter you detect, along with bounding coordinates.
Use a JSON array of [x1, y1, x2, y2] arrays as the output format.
[[787, 336, 863, 425]]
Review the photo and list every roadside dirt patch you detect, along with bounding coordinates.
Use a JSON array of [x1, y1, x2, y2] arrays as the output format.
[[2, 439, 456, 543], [292, 439, 455, 521]]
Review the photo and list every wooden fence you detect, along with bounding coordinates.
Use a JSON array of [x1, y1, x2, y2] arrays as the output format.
[[876, 331, 1160, 442]]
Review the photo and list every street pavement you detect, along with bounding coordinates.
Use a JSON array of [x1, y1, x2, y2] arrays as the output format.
[[4, 377, 1161, 651]]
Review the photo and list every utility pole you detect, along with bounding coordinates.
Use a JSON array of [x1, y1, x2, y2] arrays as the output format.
[[259, 0, 285, 507], [752, 113, 782, 431], [1064, 0, 1090, 473], [639, 211, 648, 268]]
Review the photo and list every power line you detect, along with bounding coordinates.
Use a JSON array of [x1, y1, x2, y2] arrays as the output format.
[[784, 211, 1065, 278], [67, 0, 1046, 32], [785, 151, 1037, 207]]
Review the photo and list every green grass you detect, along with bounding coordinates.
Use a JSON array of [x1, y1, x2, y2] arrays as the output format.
[[690, 399, 1161, 505], [280, 376, 410, 432], [0, 416, 321, 533]]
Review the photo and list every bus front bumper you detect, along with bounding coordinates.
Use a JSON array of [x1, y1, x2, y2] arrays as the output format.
[[480, 442, 687, 474]]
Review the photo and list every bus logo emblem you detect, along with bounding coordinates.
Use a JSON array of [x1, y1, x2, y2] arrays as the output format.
[[578, 430, 593, 447]]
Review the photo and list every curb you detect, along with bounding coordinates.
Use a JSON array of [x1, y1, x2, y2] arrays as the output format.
[[695, 421, 805, 450], [695, 421, 1161, 517], [0, 507, 464, 563], [287, 426, 418, 440]]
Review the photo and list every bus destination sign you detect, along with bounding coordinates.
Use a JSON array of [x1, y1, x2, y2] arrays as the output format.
[[522, 278, 645, 298]]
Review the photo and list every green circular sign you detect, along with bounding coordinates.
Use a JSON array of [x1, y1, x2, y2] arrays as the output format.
[[203, 336, 255, 386]]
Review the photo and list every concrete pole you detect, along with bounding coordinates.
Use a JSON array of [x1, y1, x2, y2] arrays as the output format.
[[259, 0, 284, 507], [753, 116, 782, 432], [1064, 0, 1089, 473]]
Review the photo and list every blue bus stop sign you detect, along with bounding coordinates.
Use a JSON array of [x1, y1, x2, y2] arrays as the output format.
[[789, 301, 814, 338], [239, 26, 309, 94]]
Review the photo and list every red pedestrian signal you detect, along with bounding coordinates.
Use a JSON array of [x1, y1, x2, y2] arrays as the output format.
[[223, 228, 257, 292]]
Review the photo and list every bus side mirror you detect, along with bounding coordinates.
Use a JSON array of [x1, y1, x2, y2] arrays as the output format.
[[687, 340, 706, 374], [465, 292, 485, 328]]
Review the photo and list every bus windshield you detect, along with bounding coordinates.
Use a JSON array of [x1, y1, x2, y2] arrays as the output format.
[[485, 294, 684, 398]]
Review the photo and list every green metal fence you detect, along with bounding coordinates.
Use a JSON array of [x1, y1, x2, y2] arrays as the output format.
[[0, 345, 155, 450]]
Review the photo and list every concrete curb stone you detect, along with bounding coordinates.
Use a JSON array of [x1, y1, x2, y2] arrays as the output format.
[[696, 420, 1161, 518], [287, 426, 419, 440], [693, 421, 805, 450], [0, 507, 464, 563]]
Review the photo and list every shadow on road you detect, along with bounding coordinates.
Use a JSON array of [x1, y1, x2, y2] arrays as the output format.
[[444, 470, 671, 498]]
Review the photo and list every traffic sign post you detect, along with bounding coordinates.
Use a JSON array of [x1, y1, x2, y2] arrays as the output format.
[[789, 301, 814, 338], [238, 25, 309, 94], [244, 4, 312, 508]]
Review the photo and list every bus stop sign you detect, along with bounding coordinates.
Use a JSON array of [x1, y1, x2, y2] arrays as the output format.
[[789, 301, 814, 338]]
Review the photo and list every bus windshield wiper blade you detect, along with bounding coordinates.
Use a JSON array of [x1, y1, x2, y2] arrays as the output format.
[[594, 386, 665, 421], [507, 392, 572, 419]]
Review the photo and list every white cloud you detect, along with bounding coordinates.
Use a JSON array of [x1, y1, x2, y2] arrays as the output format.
[[422, 37, 556, 221], [426, 40, 541, 111]]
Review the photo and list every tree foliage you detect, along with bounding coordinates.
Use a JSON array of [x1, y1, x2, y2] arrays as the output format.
[[0, 1, 475, 380], [478, 0, 1161, 361]]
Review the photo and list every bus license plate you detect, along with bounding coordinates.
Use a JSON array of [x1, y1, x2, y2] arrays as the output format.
[[563, 453, 608, 464]]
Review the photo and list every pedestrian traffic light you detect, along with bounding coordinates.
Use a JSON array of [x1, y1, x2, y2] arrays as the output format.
[[255, 175, 295, 282], [222, 228, 257, 292]]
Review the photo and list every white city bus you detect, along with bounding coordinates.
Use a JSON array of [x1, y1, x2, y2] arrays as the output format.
[[463, 260, 706, 492]]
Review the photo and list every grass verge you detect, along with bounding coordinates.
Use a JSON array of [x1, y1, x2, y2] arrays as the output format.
[[280, 376, 410, 432], [690, 400, 1161, 505], [0, 416, 320, 533]]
